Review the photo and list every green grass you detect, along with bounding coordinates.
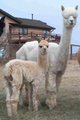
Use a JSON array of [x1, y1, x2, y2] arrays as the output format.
[[1, 60, 80, 120], [1, 86, 80, 120]]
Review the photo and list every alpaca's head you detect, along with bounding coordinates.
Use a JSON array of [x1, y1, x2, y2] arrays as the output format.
[[61, 5, 78, 28], [0, 16, 5, 36], [38, 38, 49, 55]]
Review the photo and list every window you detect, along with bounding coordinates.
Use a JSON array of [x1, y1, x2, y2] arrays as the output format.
[[43, 30, 50, 35], [24, 28, 27, 34], [46, 31, 50, 35], [0, 47, 5, 58], [43, 30, 46, 35], [2, 27, 5, 36], [0, 16, 5, 36], [19, 28, 27, 34], [43, 30, 50, 37]]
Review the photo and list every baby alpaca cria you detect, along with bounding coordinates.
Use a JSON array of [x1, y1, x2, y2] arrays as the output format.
[[3, 39, 49, 116]]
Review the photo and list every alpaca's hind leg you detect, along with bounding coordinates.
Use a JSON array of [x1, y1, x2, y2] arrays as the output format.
[[28, 84, 33, 110], [4, 79, 12, 116], [29, 84, 39, 111], [25, 84, 29, 101], [19, 84, 24, 106], [11, 85, 21, 115]]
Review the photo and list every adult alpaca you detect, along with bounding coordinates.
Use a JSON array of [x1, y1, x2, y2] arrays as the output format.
[[77, 47, 80, 65], [0, 16, 5, 36], [16, 6, 78, 109], [3, 39, 49, 116]]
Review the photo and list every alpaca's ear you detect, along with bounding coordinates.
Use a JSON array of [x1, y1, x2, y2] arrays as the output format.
[[61, 5, 65, 11], [46, 37, 50, 42], [75, 5, 78, 10], [37, 38, 41, 43], [1, 16, 5, 21]]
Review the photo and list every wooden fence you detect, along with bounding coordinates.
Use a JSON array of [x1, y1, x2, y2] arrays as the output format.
[[2, 33, 80, 60], [70, 44, 80, 59], [7, 32, 61, 44]]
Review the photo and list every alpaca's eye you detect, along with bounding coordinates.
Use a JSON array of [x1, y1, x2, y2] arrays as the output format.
[[47, 46, 49, 48], [74, 17, 76, 19], [39, 46, 42, 48], [64, 17, 67, 19]]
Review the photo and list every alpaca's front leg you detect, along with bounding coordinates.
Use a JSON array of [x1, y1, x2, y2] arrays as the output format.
[[28, 84, 33, 111], [32, 85, 39, 111], [19, 84, 24, 106], [6, 99, 12, 116], [11, 85, 21, 115], [45, 73, 57, 110], [29, 84, 39, 111]]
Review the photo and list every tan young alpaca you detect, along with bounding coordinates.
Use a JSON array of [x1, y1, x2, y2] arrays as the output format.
[[3, 38, 49, 116]]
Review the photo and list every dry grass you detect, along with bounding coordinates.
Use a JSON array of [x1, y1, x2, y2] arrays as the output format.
[[0, 60, 80, 120]]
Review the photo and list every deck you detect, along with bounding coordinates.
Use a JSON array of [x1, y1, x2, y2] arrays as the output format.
[[7, 32, 61, 44]]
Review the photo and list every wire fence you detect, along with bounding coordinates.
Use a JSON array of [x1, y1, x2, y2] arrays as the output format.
[[0, 36, 24, 62], [0, 34, 79, 62]]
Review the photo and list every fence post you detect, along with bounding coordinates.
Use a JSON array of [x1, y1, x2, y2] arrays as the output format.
[[31, 32, 32, 39], [70, 45, 72, 59]]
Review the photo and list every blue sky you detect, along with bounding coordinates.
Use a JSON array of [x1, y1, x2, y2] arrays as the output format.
[[0, 0, 80, 53]]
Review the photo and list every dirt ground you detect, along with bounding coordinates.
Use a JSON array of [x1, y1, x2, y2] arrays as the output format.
[[59, 59, 80, 95], [63, 59, 80, 78]]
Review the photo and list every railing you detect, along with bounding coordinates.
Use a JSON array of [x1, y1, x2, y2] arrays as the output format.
[[7, 32, 61, 44]]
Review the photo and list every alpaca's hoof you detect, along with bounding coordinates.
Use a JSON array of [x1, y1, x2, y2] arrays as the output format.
[[19, 100, 23, 107], [19, 97, 23, 107], [38, 100, 41, 107], [8, 112, 12, 117], [46, 99, 57, 110]]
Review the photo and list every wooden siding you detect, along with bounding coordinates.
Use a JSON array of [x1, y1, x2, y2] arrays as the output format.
[[28, 28, 43, 35]]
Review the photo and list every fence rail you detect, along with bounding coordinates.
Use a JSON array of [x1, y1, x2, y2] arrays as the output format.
[[0, 32, 61, 59], [0, 33, 80, 60], [7, 32, 61, 44]]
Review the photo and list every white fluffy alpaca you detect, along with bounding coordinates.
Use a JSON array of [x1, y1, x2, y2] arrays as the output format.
[[16, 6, 78, 109], [3, 39, 49, 116]]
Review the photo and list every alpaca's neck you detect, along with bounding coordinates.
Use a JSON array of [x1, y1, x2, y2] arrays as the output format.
[[58, 25, 73, 60], [37, 53, 48, 69]]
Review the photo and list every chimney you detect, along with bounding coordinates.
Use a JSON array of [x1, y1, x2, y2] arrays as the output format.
[[31, 14, 33, 20]]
